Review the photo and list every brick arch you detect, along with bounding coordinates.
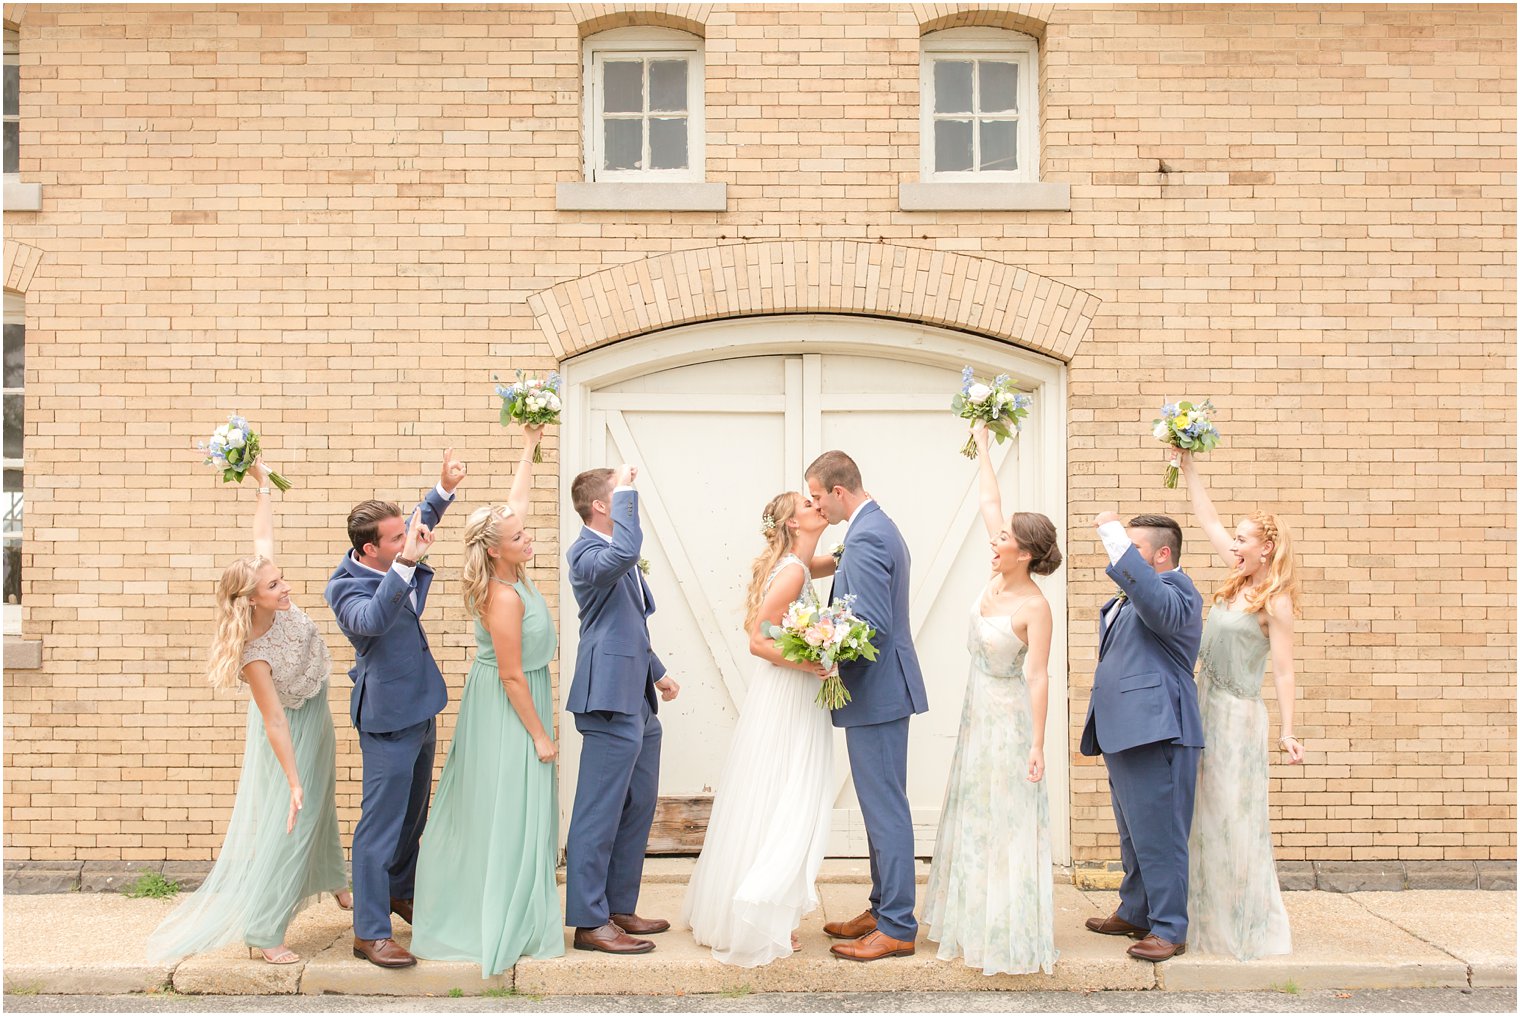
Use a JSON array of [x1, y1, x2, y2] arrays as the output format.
[[527, 240, 1099, 363], [573, 3, 712, 38], [913, 3, 1052, 39], [3, 239, 44, 295]]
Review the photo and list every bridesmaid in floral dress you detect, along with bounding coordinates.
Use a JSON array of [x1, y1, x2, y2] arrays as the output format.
[[1177, 449, 1304, 960], [924, 422, 1062, 975]]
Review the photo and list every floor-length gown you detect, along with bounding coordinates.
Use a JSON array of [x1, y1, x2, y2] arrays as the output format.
[[682, 555, 834, 968], [1188, 604, 1292, 959], [147, 605, 347, 962], [923, 592, 1058, 975], [410, 576, 564, 976]]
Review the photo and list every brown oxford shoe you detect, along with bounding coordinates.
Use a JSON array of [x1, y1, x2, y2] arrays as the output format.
[[611, 912, 670, 935], [390, 897, 414, 925], [1085, 911, 1149, 938], [573, 922, 656, 955], [352, 937, 417, 969], [1127, 934, 1187, 962], [829, 929, 915, 962], [822, 909, 877, 940]]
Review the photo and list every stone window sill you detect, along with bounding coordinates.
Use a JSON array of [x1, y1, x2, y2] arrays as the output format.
[[899, 180, 1070, 212], [556, 181, 726, 212], [4, 638, 42, 669], [4, 176, 42, 211]]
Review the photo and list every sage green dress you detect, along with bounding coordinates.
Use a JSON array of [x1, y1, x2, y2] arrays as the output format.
[[1187, 603, 1292, 959], [146, 605, 347, 962], [410, 576, 564, 976]]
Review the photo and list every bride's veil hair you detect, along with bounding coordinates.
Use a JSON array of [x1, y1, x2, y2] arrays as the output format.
[[743, 492, 803, 633]]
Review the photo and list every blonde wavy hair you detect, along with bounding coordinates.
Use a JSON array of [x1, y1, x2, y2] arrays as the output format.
[[743, 492, 804, 634], [462, 503, 522, 620], [1215, 511, 1301, 617], [206, 555, 270, 691]]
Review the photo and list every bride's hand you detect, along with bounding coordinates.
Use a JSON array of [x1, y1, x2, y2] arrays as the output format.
[[1026, 746, 1045, 783], [812, 662, 833, 681]]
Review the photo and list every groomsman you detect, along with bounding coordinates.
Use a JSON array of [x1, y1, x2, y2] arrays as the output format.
[[1080, 512, 1204, 962], [325, 450, 466, 968], [563, 464, 680, 955]]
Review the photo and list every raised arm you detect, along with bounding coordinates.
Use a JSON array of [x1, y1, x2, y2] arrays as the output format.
[[569, 485, 643, 589], [1265, 593, 1303, 764], [250, 459, 275, 563], [1178, 450, 1233, 567], [971, 421, 1005, 541], [505, 423, 544, 520]]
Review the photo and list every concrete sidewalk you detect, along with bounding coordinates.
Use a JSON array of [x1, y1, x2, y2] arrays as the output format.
[[3, 861, 1512, 998]]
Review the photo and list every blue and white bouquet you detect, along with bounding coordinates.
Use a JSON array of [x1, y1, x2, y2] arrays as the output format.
[[952, 367, 1032, 459], [1153, 399, 1221, 488], [197, 415, 291, 491], [495, 370, 562, 463]]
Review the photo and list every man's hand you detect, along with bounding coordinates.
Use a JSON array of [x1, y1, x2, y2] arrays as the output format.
[[440, 447, 467, 493], [614, 463, 638, 487], [654, 675, 679, 701], [1093, 510, 1121, 529], [402, 506, 433, 562]]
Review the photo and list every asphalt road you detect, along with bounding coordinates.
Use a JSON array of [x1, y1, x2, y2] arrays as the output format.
[[3, 988, 1514, 1013]]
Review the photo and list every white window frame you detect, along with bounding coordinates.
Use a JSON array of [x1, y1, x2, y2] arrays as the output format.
[[582, 27, 705, 184], [4, 26, 19, 178], [2, 291, 22, 635], [920, 27, 1040, 184]]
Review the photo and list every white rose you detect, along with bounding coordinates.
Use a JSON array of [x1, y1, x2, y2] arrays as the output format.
[[226, 429, 246, 448], [1153, 422, 1170, 440], [214, 425, 230, 440], [967, 383, 992, 403], [545, 392, 561, 411]]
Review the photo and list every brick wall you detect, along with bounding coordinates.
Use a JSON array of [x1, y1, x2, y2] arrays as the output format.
[[3, 3, 1513, 863]]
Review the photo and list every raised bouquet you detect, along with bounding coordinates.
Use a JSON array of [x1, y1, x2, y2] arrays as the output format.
[[197, 415, 291, 491], [764, 594, 879, 710], [1153, 398, 1221, 488], [495, 370, 562, 463], [952, 367, 1032, 459]]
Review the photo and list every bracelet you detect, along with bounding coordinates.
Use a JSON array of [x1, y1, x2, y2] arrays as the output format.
[[1278, 735, 1299, 747], [257, 486, 272, 496]]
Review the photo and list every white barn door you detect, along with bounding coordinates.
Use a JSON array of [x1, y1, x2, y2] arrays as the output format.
[[558, 315, 1069, 863]]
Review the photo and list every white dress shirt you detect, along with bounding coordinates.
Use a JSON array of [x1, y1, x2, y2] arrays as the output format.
[[1098, 520, 1132, 628]]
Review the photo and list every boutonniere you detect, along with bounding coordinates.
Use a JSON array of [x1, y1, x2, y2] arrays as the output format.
[[831, 543, 845, 561], [1113, 589, 1127, 605], [637, 557, 650, 575]]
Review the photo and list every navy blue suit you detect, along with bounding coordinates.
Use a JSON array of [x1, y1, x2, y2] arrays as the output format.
[[829, 500, 928, 942], [564, 489, 667, 929], [324, 485, 453, 941], [1080, 544, 1205, 945]]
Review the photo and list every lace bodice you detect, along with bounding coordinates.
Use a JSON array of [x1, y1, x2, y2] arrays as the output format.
[[241, 604, 331, 709], [967, 597, 1029, 679], [1196, 604, 1271, 700], [765, 554, 817, 606]]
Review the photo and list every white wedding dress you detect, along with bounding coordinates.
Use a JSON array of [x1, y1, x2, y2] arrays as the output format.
[[682, 555, 835, 967]]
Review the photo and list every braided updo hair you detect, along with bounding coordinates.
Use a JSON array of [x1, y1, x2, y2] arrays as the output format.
[[1009, 512, 1063, 576], [1215, 511, 1300, 617], [743, 492, 804, 633]]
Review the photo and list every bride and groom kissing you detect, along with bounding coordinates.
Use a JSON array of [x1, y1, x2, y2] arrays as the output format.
[[566, 450, 929, 965]]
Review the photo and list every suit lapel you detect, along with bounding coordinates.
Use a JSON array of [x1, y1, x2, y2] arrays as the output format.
[[1098, 596, 1124, 659]]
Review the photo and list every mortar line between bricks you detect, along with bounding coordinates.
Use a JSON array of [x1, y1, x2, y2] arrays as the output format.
[[1342, 892, 1473, 985]]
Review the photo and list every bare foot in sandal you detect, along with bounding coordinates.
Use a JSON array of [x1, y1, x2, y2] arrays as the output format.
[[335, 889, 353, 911], [251, 945, 300, 964], [791, 932, 801, 952]]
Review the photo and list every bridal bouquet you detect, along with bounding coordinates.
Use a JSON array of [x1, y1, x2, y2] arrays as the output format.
[[197, 415, 292, 491], [495, 370, 562, 463], [952, 367, 1031, 459], [764, 594, 879, 710], [1153, 398, 1222, 488]]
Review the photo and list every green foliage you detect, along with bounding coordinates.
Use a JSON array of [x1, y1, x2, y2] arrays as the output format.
[[123, 871, 181, 899]]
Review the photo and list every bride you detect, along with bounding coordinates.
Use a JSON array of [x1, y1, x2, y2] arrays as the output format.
[[682, 491, 836, 967]]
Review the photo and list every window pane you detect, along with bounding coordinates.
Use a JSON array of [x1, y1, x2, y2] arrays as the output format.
[[2, 392, 21, 459], [3, 120, 16, 175], [980, 119, 1018, 172], [935, 119, 973, 173], [603, 60, 644, 114], [933, 61, 973, 115], [603, 117, 643, 171], [979, 61, 1017, 114], [3, 323, 21, 390], [649, 117, 688, 169], [2, 466, 18, 493], [3, 539, 19, 605], [3, 63, 17, 118], [2, 489, 19, 535], [649, 59, 687, 113]]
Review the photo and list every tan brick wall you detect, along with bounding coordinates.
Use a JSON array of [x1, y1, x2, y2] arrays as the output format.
[[3, 3, 1513, 863]]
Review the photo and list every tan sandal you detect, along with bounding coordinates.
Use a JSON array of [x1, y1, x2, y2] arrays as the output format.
[[250, 945, 300, 964], [791, 933, 802, 952], [335, 889, 353, 911]]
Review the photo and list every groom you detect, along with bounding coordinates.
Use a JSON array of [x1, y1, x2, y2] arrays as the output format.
[[1080, 511, 1204, 962], [564, 464, 680, 955], [806, 451, 929, 962]]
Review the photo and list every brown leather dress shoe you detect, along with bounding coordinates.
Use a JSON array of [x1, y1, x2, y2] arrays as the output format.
[[573, 922, 656, 955], [390, 897, 414, 925], [1085, 911, 1149, 938], [829, 929, 915, 962], [822, 909, 877, 940], [1127, 934, 1186, 962], [352, 937, 417, 968], [611, 912, 670, 935]]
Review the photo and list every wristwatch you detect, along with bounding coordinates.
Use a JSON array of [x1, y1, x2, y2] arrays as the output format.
[[396, 555, 418, 568]]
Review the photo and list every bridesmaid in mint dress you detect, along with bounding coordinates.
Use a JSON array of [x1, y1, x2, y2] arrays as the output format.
[[1177, 450, 1304, 960], [411, 423, 564, 976], [148, 460, 350, 966], [924, 422, 1063, 975]]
